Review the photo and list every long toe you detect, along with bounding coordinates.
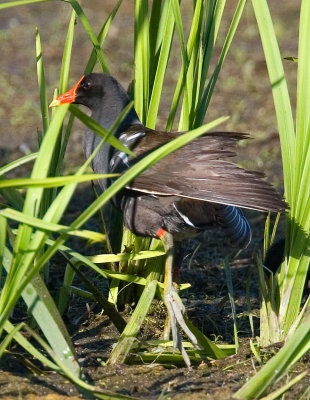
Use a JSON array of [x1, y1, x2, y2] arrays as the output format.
[[164, 286, 200, 367]]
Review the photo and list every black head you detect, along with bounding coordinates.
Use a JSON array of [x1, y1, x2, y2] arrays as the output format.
[[50, 73, 130, 111]]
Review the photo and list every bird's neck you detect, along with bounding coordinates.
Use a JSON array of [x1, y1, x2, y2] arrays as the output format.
[[83, 93, 140, 190], [92, 101, 140, 135]]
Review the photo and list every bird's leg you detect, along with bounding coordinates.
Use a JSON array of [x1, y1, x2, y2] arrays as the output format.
[[162, 241, 183, 340], [162, 315, 171, 340], [156, 229, 199, 367]]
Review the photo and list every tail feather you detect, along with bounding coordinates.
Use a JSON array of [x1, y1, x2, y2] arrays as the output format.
[[216, 205, 252, 249]]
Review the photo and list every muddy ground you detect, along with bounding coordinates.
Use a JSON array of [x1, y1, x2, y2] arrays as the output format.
[[0, 0, 309, 399]]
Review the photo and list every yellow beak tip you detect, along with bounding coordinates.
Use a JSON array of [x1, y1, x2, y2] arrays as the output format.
[[49, 99, 61, 107]]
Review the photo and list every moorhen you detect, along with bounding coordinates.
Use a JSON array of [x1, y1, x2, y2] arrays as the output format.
[[51, 73, 286, 366]]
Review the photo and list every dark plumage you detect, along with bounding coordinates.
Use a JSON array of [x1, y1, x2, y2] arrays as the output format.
[[51, 73, 286, 366]]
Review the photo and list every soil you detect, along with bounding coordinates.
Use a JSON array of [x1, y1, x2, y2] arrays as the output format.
[[0, 0, 309, 399]]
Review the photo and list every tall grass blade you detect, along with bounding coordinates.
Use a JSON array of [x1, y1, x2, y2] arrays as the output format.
[[183, 316, 226, 359], [166, 0, 204, 131], [146, 1, 175, 129], [224, 258, 239, 350], [59, 9, 75, 94], [0, 208, 106, 242], [148, 0, 162, 90], [295, 0, 310, 174], [108, 280, 157, 364], [0, 216, 6, 284], [84, 0, 122, 74], [67, 0, 108, 73], [197, 0, 224, 101], [134, 0, 149, 123], [0, 0, 54, 10], [35, 28, 49, 133], [0, 323, 23, 358], [0, 153, 38, 176], [251, 0, 295, 206], [171, 0, 190, 131], [194, 0, 246, 128], [0, 174, 117, 189], [263, 213, 271, 259]]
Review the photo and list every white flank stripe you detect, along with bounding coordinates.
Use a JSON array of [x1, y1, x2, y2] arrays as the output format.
[[127, 131, 145, 141], [173, 203, 196, 228]]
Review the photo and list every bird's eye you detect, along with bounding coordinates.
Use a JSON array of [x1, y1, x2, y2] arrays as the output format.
[[82, 80, 92, 90]]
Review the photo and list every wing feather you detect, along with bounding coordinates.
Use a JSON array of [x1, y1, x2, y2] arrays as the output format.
[[126, 131, 286, 212]]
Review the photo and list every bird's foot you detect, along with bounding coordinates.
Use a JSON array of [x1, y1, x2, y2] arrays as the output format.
[[164, 286, 199, 368]]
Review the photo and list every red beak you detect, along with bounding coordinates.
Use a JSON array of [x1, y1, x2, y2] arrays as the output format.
[[49, 75, 85, 107]]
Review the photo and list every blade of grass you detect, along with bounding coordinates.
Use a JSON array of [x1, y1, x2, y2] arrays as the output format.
[[146, 1, 175, 129], [171, 0, 190, 131], [45, 8, 76, 207], [0, 153, 38, 176], [84, 0, 122, 74], [134, 0, 149, 123], [0, 216, 6, 283], [166, 0, 204, 131], [0, 208, 106, 242], [251, 0, 295, 206], [59, 9, 75, 94], [194, 0, 247, 128], [224, 258, 239, 351], [35, 28, 49, 133], [270, 212, 281, 247], [196, 0, 226, 106], [0, 174, 118, 189], [264, 213, 271, 258], [246, 270, 255, 337], [67, 0, 108, 73], [183, 316, 226, 359], [295, 0, 310, 173], [108, 280, 157, 364], [148, 0, 162, 90], [0, 0, 54, 9], [0, 323, 23, 358]]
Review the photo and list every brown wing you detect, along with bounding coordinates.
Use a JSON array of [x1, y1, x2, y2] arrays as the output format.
[[127, 131, 286, 213]]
